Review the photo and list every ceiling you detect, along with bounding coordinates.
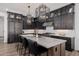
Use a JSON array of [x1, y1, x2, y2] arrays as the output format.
[[0, 3, 69, 17]]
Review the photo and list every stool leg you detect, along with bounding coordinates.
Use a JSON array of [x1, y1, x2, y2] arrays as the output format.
[[47, 51, 48, 56], [28, 49, 30, 56]]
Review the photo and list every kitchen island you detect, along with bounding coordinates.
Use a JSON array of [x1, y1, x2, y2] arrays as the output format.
[[39, 33, 74, 51], [21, 35, 66, 56]]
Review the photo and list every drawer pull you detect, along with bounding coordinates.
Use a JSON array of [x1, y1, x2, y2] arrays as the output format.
[[55, 47, 57, 51]]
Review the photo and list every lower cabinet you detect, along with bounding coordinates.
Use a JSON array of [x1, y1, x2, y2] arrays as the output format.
[[50, 36, 74, 51], [53, 37, 74, 51], [8, 21, 15, 43], [63, 37, 74, 51], [8, 21, 22, 43]]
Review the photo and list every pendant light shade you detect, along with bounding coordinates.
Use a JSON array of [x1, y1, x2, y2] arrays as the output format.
[[27, 5, 32, 24]]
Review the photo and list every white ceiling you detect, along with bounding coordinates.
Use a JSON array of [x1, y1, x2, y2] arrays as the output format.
[[0, 3, 69, 16]]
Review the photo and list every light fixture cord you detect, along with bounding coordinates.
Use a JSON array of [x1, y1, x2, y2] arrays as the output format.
[[28, 6, 30, 15]]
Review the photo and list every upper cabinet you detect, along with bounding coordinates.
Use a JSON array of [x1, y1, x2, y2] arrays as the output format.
[[50, 3, 75, 29], [23, 16, 34, 29], [8, 12, 15, 22], [34, 18, 46, 29], [15, 14, 22, 23], [23, 17, 45, 29], [8, 12, 23, 22], [53, 9, 62, 29]]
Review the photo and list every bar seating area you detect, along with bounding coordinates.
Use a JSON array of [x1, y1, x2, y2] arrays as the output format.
[[16, 35, 48, 56]]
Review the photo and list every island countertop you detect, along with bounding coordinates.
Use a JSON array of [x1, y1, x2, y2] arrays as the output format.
[[21, 35, 66, 49]]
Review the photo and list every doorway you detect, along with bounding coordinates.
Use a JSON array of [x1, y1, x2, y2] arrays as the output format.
[[0, 16, 4, 43]]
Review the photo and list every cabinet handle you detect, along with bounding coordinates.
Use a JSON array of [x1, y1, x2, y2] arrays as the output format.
[[55, 47, 57, 52]]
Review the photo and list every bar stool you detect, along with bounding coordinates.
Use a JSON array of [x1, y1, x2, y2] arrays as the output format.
[[21, 37, 29, 55], [28, 39, 48, 56], [16, 35, 29, 56]]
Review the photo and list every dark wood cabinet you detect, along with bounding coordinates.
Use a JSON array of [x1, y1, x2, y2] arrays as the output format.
[[53, 10, 62, 29], [62, 37, 73, 51], [8, 12, 23, 43], [34, 18, 45, 29], [61, 4, 74, 29], [22, 16, 27, 29], [50, 3, 75, 29], [61, 13, 74, 29], [8, 21, 15, 43], [23, 17, 45, 29], [34, 21, 45, 29], [23, 16, 34, 29]]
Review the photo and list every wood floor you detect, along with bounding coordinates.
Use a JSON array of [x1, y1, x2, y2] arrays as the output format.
[[0, 43, 79, 56]]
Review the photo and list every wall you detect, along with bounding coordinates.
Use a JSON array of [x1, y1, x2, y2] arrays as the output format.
[[74, 3, 79, 50], [46, 26, 74, 37], [0, 11, 8, 43]]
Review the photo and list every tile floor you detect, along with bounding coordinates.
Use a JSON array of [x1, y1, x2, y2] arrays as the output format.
[[0, 43, 79, 56]]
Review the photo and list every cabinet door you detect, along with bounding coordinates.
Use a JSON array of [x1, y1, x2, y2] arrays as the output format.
[[15, 14, 22, 22], [8, 21, 15, 43], [15, 22, 22, 42], [62, 13, 74, 29], [54, 16, 62, 29], [61, 5, 74, 29], [35, 21, 45, 29], [61, 14, 67, 29], [65, 14, 74, 29], [15, 22, 22, 34], [53, 10, 62, 29], [8, 13, 15, 22], [23, 17, 27, 29]]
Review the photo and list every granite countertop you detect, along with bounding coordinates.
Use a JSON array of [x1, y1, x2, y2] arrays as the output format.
[[21, 35, 66, 48], [40, 33, 74, 38], [48, 34, 74, 38]]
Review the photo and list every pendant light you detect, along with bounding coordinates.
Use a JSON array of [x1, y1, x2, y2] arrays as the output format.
[[27, 5, 32, 24], [35, 4, 50, 22]]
